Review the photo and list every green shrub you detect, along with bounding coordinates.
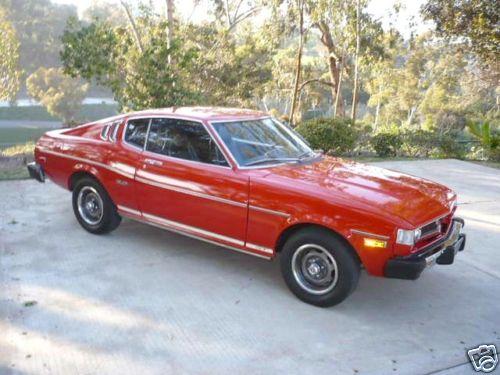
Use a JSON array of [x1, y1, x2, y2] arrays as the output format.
[[435, 132, 468, 159], [354, 123, 374, 151], [401, 129, 437, 157], [295, 117, 359, 155], [488, 135, 500, 161], [370, 132, 402, 157]]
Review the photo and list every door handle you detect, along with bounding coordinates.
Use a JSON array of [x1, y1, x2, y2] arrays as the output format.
[[144, 158, 163, 166]]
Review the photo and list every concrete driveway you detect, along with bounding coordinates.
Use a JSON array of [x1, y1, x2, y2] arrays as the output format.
[[1, 159, 499, 375]]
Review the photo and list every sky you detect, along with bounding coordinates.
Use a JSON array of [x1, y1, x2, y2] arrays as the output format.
[[52, 0, 430, 38]]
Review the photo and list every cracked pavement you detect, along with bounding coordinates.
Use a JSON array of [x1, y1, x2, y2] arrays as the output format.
[[1, 159, 499, 374]]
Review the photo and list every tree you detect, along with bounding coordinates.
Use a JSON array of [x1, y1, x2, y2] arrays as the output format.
[[422, 0, 499, 70], [0, 0, 77, 75], [289, 0, 306, 123], [26, 67, 88, 125], [61, 4, 275, 111], [267, 0, 381, 118], [181, 21, 274, 107], [365, 30, 405, 128], [212, 0, 262, 31], [364, 31, 496, 136], [0, 7, 21, 101], [82, 0, 124, 25], [350, 0, 361, 123], [61, 15, 199, 111]]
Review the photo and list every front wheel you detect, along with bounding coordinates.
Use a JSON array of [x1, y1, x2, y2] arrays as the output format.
[[72, 177, 121, 234], [280, 227, 360, 307]]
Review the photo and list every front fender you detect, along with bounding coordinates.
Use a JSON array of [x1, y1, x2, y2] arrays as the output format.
[[281, 207, 397, 276]]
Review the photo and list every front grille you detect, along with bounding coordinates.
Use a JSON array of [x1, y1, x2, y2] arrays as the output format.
[[413, 212, 454, 252], [420, 220, 442, 239]]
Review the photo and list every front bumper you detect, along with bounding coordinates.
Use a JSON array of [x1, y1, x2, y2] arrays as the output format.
[[384, 218, 466, 280], [27, 162, 45, 183]]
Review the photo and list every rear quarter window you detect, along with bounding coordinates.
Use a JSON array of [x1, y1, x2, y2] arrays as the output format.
[[100, 125, 111, 140], [124, 118, 150, 149]]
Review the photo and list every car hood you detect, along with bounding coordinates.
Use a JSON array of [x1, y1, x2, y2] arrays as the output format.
[[259, 157, 456, 227]]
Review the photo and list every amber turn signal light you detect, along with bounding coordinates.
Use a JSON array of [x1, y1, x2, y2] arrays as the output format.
[[363, 238, 387, 248]]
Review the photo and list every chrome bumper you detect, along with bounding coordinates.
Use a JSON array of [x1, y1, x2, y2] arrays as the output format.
[[384, 218, 466, 280], [424, 219, 464, 267], [27, 162, 45, 183]]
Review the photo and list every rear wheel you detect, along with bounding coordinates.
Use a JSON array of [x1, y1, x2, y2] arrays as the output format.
[[72, 177, 121, 234], [280, 227, 360, 307]]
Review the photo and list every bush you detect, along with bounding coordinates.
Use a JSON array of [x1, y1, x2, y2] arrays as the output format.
[[295, 117, 359, 155], [401, 129, 437, 157], [435, 132, 468, 159], [488, 135, 500, 161], [370, 132, 402, 157], [402, 128, 481, 159], [437, 134, 465, 159]]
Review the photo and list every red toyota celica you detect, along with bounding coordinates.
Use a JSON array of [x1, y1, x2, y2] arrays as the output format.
[[28, 107, 466, 307]]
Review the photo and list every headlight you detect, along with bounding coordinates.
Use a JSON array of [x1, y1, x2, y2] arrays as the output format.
[[396, 228, 421, 245]]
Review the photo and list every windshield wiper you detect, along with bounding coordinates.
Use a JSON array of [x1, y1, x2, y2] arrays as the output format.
[[244, 157, 300, 167], [297, 150, 315, 160]]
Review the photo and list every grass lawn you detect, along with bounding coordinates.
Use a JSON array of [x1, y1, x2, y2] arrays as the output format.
[[0, 166, 29, 180], [0, 103, 118, 122], [0, 142, 35, 181], [0, 127, 48, 145]]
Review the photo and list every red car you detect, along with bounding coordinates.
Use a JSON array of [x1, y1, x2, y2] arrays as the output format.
[[28, 107, 466, 306]]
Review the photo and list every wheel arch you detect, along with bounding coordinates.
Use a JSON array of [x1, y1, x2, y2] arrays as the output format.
[[68, 169, 102, 191], [275, 222, 361, 264]]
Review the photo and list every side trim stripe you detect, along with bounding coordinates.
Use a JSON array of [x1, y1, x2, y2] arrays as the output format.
[[117, 207, 271, 260], [117, 205, 274, 254], [245, 243, 274, 254], [40, 149, 135, 180], [350, 229, 390, 240], [142, 212, 245, 247], [249, 205, 290, 218], [117, 205, 141, 216]]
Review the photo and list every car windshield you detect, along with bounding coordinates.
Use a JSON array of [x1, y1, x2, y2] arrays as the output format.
[[211, 118, 314, 167]]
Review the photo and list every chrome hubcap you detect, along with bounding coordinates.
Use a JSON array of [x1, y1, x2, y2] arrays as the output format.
[[291, 244, 339, 295], [77, 186, 104, 225]]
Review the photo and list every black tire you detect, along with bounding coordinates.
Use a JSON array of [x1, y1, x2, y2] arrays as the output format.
[[280, 227, 360, 307], [72, 177, 121, 234]]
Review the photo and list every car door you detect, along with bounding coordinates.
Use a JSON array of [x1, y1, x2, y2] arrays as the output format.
[[135, 117, 248, 247], [104, 118, 149, 214]]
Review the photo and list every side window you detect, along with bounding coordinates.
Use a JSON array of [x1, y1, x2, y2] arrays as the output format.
[[146, 118, 228, 166], [124, 119, 150, 149]]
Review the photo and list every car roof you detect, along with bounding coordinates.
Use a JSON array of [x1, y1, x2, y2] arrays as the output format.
[[124, 106, 269, 122]]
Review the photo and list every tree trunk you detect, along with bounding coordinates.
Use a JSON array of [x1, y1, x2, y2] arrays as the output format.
[[333, 53, 345, 118], [374, 99, 380, 130], [120, 1, 144, 53], [328, 55, 340, 112], [289, 0, 304, 125], [165, 0, 175, 67], [407, 106, 416, 126], [317, 21, 343, 116], [165, 0, 174, 47], [351, 0, 361, 124]]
